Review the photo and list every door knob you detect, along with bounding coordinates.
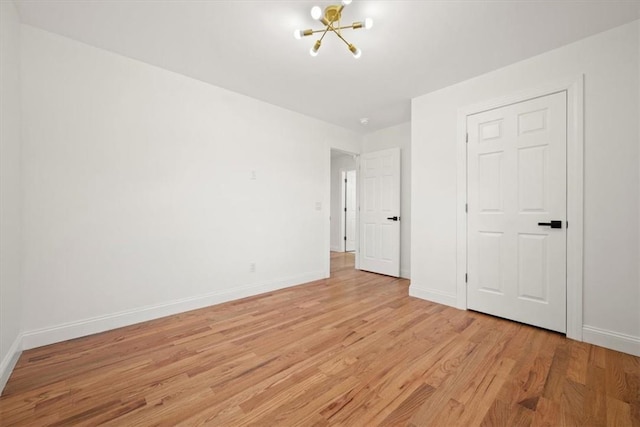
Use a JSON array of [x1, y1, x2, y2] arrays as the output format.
[[538, 220, 562, 229], [386, 216, 399, 221]]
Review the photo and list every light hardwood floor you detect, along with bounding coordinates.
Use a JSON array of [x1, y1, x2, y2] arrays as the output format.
[[1, 252, 638, 426]]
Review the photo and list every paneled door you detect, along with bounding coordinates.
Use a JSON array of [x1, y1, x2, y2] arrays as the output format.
[[467, 92, 567, 333], [359, 148, 401, 277]]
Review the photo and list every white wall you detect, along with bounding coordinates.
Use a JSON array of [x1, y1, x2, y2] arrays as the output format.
[[20, 26, 360, 349], [362, 122, 411, 279], [330, 153, 356, 252], [0, 1, 24, 391], [412, 20, 640, 355]]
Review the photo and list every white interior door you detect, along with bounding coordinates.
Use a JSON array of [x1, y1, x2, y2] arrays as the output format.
[[359, 148, 401, 277], [345, 170, 357, 252], [467, 91, 567, 333]]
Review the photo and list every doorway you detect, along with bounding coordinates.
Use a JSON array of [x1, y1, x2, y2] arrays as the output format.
[[331, 150, 357, 255], [456, 76, 584, 340], [329, 147, 403, 278]]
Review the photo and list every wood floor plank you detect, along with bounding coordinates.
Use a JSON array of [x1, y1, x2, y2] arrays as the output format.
[[567, 341, 590, 385], [1, 252, 638, 426]]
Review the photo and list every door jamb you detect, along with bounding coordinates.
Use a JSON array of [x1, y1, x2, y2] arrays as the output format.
[[354, 157, 360, 270], [344, 169, 357, 252], [455, 75, 584, 341], [340, 170, 347, 252]]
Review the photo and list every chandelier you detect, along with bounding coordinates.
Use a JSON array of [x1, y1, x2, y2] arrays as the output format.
[[293, 0, 373, 58]]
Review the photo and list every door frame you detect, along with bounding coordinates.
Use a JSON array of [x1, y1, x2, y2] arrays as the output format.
[[340, 170, 347, 252], [344, 169, 357, 252], [455, 75, 584, 341]]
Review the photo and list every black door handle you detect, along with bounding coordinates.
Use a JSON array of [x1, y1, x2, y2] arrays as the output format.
[[386, 216, 399, 221], [538, 220, 562, 229]]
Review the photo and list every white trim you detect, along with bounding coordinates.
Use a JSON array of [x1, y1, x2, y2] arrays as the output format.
[[330, 245, 343, 252], [0, 333, 23, 394], [344, 169, 357, 253], [354, 154, 361, 270], [409, 286, 457, 307], [21, 271, 324, 350], [565, 77, 585, 341], [340, 170, 347, 252], [324, 148, 332, 278], [583, 325, 640, 357], [456, 75, 585, 339], [400, 268, 411, 280], [456, 101, 469, 310]]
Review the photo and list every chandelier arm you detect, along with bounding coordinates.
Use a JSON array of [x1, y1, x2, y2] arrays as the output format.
[[329, 23, 352, 47], [310, 24, 358, 34], [318, 23, 333, 42]]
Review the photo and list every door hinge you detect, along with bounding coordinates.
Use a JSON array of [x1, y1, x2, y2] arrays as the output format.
[[466, 133, 469, 143], [344, 207, 347, 212], [344, 236, 347, 241], [345, 178, 347, 183], [566, 221, 569, 229], [465, 203, 468, 213], [465, 273, 468, 283]]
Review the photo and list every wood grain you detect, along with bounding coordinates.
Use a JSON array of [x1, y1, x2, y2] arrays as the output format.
[[0, 252, 638, 426]]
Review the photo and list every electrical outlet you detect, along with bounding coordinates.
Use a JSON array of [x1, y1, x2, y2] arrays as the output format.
[[250, 263, 256, 273]]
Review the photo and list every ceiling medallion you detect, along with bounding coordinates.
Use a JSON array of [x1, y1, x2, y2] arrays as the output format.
[[293, 0, 373, 58]]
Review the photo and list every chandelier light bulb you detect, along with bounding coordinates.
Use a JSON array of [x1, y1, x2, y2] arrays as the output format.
[[310, 6, 322, 20], [310, 40, 322, 57], [364, 18, 373, 29], [348, 44, 362, 59], [293, 29, 303, 40], [342, 0, 353, 5]]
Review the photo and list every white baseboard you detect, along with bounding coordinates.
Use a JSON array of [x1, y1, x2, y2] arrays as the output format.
[[0, 333, 23, 395], [330, 245, 343, 252], [583, 325, 640, 357], [22, 271, 325, 351], [400, 268, 411, 280], [409, 285, 457, 308]]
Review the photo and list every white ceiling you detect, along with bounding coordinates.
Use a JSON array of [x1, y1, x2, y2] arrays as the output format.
[[14, 0, 640, 134]]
